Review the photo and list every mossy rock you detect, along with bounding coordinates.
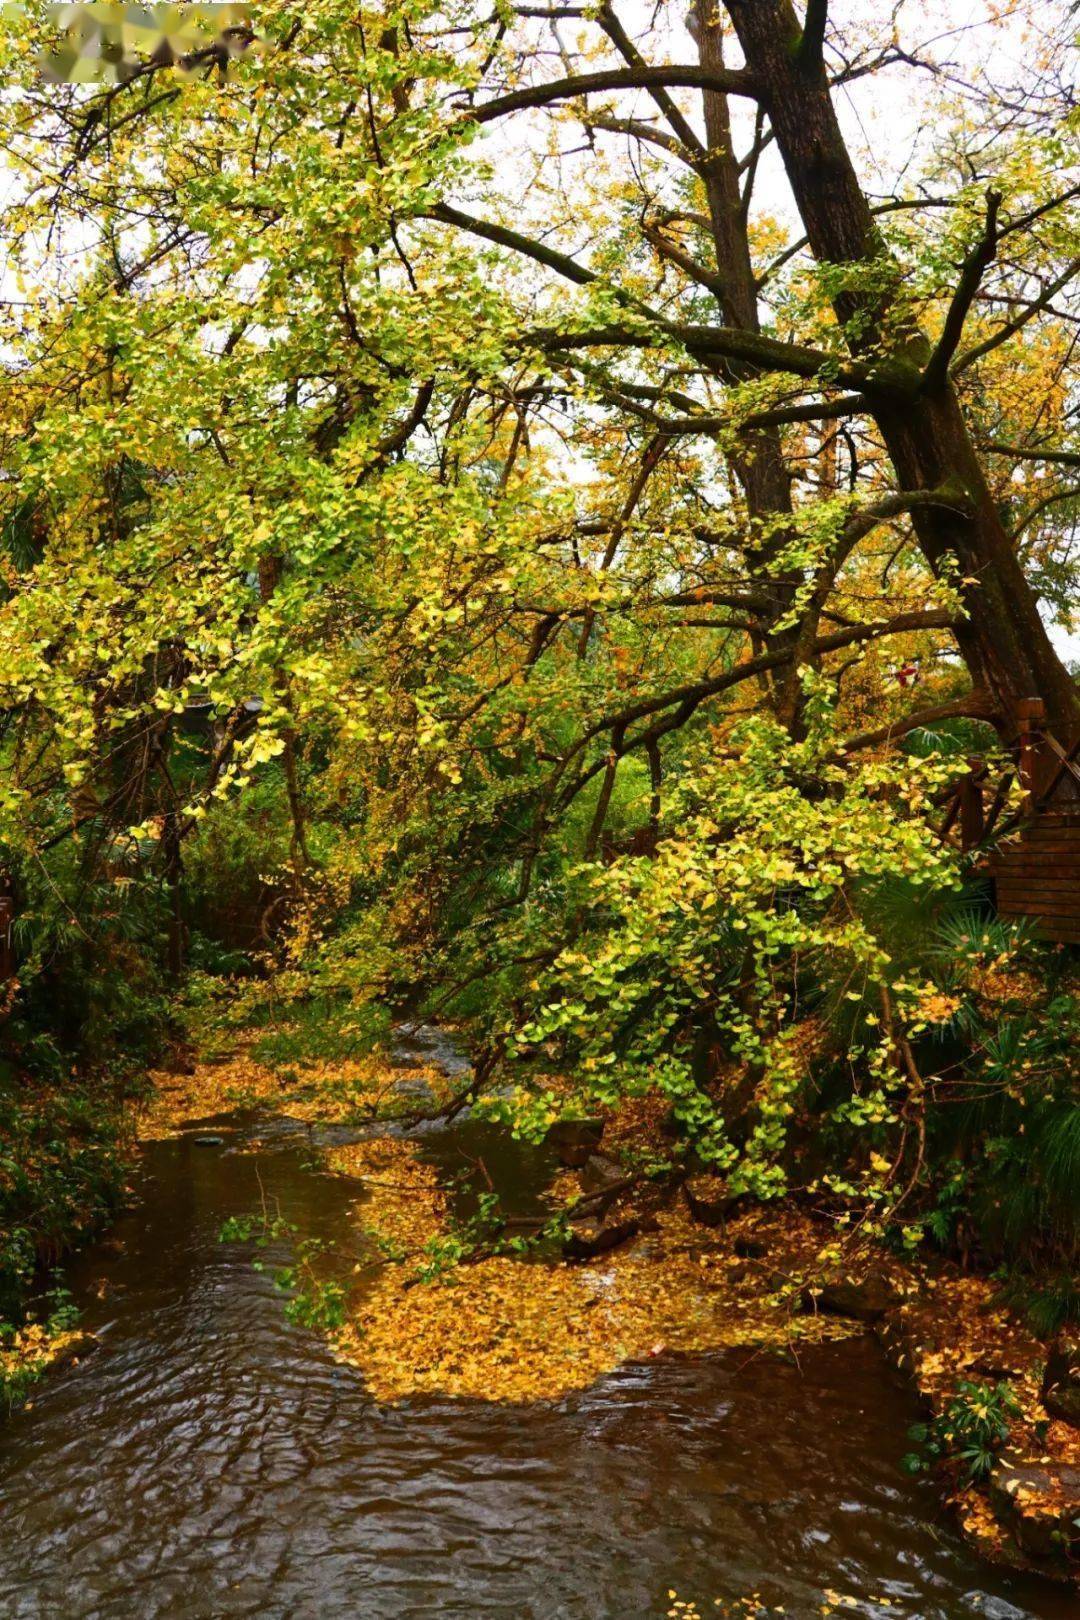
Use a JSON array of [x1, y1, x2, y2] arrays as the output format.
[[546, 1117, 605, 1168], [989, 1461, 1080, 1561], [1042, 1332, 1080, 1428]]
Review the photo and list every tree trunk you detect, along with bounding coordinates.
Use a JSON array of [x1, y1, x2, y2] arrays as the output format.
[[723, 0, 1080, 735], [258, 554, 310, 883], [690, 0, 806, 728]]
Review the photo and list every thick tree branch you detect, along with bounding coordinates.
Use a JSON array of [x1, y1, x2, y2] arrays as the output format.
[[658, 586, 778, 613], [372, 378, 435, 460], [653, 207, 714, 234], [920, 189, 1002, 392], [551, 607, 963, 813], [532, 321, 889, 394], [798, 0, 829, 73], [601, 381, 869, 433], [979, 441, 1080, 469], [838, 693, 996, 754], [466, 64, 760, 127], [642, 224, 729, 302], [600, 390, 869, 438], [427, 202, 599, 288], [953, 255, 1080, 374], [427, 208, 898, 398], [586, 115, 699, 165], [756, 196, 955, 289], [566, 608, 959, 763], [840, 487, 972, 546], [595, 5, 709, 158], [743, 392, 869, 428]]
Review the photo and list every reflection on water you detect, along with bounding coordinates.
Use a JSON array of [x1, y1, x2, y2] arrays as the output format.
[[0, 1114, 1073, 1620]]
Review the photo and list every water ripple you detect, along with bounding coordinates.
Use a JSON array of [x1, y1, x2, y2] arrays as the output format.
[[0, 1121, 1072, 1620]]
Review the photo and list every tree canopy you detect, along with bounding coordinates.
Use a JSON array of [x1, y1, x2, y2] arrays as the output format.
[[0, 0, 1078, 1251]]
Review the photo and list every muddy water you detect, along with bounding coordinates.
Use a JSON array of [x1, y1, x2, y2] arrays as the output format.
[[0, 1110, 1074, 1620]]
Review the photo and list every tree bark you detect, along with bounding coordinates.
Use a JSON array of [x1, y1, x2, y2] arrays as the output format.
[[689, 0, 805, 727]]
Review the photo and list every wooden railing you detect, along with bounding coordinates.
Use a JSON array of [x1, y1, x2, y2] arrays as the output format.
[[937, 698, 1080, 853]]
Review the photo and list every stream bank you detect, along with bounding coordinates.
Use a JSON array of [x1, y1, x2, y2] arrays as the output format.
[[0, 1097, 1074, 1620], [136, 1028, 1080, 1585], [0, 1029, 1076, 1616]]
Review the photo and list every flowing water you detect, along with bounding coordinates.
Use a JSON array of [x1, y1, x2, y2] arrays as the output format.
[[0, 1068, 1075, 1619]]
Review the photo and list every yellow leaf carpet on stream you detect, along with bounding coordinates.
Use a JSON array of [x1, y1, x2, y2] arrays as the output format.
[[117, 1042, 1080, 1581], [139, 1044, 857, 1405]]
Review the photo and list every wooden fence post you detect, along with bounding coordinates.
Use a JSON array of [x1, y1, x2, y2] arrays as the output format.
[[958, 758, 986, 850], [1016, 697, 1047, 812]]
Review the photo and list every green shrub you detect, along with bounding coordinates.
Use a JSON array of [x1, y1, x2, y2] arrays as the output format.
[[248, 994, 390, 1069], [0, 1078, 129, 1322], [903, 1380, 1020, 1484]]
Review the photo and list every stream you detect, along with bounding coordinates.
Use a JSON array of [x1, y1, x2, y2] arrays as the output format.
[[0, 1051, 1075, 1619]]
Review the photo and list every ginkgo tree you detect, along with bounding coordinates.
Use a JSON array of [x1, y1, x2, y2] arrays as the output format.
[[0, 0, 1076, 1254]]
